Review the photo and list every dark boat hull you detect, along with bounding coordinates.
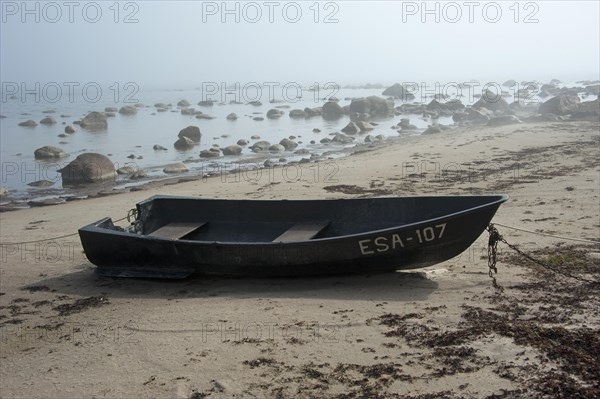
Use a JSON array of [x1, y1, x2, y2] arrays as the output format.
[[79, 195, 508, 278]]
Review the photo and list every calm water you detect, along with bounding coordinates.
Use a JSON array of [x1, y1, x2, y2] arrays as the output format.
[[0, 83, 592, 198]]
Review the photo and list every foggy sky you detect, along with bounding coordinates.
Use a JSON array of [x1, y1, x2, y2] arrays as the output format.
[[1, 1, 599, 90]]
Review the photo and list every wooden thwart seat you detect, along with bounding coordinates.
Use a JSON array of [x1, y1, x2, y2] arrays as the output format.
[[274, 221, 330, 242], [149, 222, 206, 240]]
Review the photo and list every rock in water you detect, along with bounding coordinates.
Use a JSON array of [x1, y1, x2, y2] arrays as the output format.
[[472, 90, 509, 111], [251, 141, 271, 152], [174, 136, 195, 150], [34, 146, 68, 160], [200, 149, 220, 158], [221, 144, 243, 156], [279, 138, 298, 151], [289, 109, 306, 118], [538, 95, 581, 115], [267, 109, 284, 119], [322, 101, 343, 119], [341, 122, 360, 134], [18, 119, 38, 127], [163, 163, 189, 174], [153, 144, 167, 151], [65, 125, 76, 134], [60, 153, 116, 185], [268, 144, 285, 153], [382, 83, 415, 100], [226, 113, 238, 120], [119, 105, 137, 115], [178, 125, 201, 143], [80, 112, 108, 129], [40, 116, 56, 125], [177, 99, 191, 107]]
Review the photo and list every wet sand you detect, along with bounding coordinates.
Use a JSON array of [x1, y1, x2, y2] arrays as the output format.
[[0, 120, 599, 398]]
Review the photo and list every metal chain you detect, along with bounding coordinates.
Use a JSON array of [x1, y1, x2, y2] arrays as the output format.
[[487, 223, 599, 286]]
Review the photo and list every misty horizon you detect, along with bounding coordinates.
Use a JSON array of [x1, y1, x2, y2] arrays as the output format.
[[1, 1, 599, 91]]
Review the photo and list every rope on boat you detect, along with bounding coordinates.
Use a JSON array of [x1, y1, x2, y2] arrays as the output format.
[[0, 213, 132, 246], [493, 222, 599, 244], [487, 223, 600, 286]]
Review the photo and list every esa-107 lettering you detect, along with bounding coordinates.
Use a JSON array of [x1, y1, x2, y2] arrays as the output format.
[[358, 223, 447, 255]]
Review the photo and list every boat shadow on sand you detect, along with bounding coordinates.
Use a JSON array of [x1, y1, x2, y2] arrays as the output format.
[[27, 265, 439, 302]]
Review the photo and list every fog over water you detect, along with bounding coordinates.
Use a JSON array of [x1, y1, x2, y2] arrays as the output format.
[[0, 1, 599, 200]]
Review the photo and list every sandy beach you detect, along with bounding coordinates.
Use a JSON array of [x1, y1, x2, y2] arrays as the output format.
[[1, 119, 599, 398]]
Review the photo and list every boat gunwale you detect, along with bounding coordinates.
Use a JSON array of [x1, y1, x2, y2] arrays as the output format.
[[79, 195, 508, 245]]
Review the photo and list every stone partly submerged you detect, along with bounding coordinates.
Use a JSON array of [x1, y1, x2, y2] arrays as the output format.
[[34, 146, 68, 160], [80, 112, 108, 130], [59, 153, 116, 186]]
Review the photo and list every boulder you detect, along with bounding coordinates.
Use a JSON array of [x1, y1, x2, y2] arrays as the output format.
[[28, 180, 55, 187], [538, 95, 581, 115], [181, 108, 196, 115], [177, 99, 191, 107], [153, 144, 168, 151], [251, 141, 271, 152], [40, 116, 56, 125], [322, 101, 343, 119], [237, 139, 248, 146], [163, 163, 189, 174], [34, 146, 68, 160], [289, 109, 306, 118], [130, 170, 147, 179], [356, 121, 375, 132], [279, 138, 298, 151], [332, 133, 354, 144], [64, 125, 76, 134], [178, 125, 201, 143], [248, 101, 262, 106], [80, 112, 108, 129], [105, 107, 118, 112], [60, 153, 116, 185], [267, 109, 284, 119], [174, 136, 195, 150], [341, 122, 360, 134], [195, 114, 215, 120], [502, 80, 517, 87], [18, 119, 38, 127], [154, 103, 168, 108], [304, 107, 321, 117], [226, 113, 238, 120], [197, 100, 213, 107], [487, 115, 522, 126], [118, 105, 137, 115], [268, 144, 285, 153], [253, 116, 264, 121], [351, 96, 395, 117], [221, 144, 243, 156], [200, 149, 220, 158], [472, 90, 509, 111], [465, 108, 490, 123], [382, 83, 415, 100], [399, 118, 418, 130], [117, 165, 137, 175], [0, 187, 8, 198]]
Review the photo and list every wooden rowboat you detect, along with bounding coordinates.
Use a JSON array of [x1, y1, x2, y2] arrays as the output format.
[[78, 195, 508, 278]]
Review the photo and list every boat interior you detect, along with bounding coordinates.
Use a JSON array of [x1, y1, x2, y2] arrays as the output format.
[[125, 195, 506, 243]]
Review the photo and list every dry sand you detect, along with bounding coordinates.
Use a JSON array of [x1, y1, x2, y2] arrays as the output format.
[[1, 120, 599, 398]]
